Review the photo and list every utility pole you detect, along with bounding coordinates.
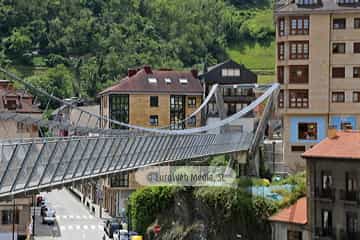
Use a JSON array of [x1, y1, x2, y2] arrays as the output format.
[[272, 141, 276, 174], [12, 197, 15, 240]]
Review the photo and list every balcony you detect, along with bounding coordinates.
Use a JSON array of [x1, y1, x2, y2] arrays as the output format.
[[315, 187, 336, 201], [340, 190, 360, 204], [315, 227, 336, 239], [340, 230, 360, 240]]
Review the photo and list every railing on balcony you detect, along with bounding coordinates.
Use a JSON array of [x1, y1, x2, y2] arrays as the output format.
[[340, 190, 360, 204], [340, 230, 360, 240], [315, 227, 336, 239], [315, 187, 336, 201]]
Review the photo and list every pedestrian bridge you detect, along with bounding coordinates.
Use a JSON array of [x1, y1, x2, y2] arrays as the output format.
[[0, 67, 279, 199]]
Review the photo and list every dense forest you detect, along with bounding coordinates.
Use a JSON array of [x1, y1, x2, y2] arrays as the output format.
[[0, 0, 274, 101]]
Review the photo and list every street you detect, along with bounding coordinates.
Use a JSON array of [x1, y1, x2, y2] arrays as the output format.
[[33, 189, 106, 240]]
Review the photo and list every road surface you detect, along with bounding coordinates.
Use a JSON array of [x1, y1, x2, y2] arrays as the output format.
[[34, 189, 105, 240]]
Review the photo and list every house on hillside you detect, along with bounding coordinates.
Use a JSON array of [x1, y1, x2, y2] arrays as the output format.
[[99, 65, 203, 130], [0, 80, 42, 138], [200, 59, 258, 134]]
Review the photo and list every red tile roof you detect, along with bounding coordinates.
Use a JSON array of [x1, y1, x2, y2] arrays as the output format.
[[302, 131, 360, 159], [269, 197, 307, 225], [99, 67, 203, 95]]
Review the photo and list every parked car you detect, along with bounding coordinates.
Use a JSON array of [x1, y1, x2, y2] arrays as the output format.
[[104, 219, 122, 238], [42, 209, 56, 225], [113, 230, 138, 240]]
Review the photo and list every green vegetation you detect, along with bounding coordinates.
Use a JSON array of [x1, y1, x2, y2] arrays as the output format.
[[227, 42, 275, 70], [0, 0, 275, 106], [128, 173, 306, 238], [129, 186, 274, 239]]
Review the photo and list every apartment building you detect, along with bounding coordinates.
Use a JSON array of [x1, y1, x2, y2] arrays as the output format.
[[0, 80, 41, 240], [200, 59, 258, 133], [98, 66, 203, 217], [303, 130, 360, 239], [275, 0, 360, 171]]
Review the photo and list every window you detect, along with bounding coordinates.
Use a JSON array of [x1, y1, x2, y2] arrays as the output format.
[[355, 18, 360, 29], [148, 78, 157, 83], [298, 122, 317, 140], [321, 210, 333, 236], [110, 173, 129, 187], [341, 122, 353, 130], [333, 43, 346, 54], [109, 95, 129, 129], [188, 97, 196, 108], [187, 116, 196, 127], [1, 210, 19, 225], [277, 66, 284, 84], [289, 65, 309, 83], [321, 171, 333, 190], [179, 78, 188, 84], [278, 43, 285, 60], [150, 96, 159, 107], [333, 18, 346, 29], [6, 100, 17, 110], [287, 230, 302, 240], [222, 69, 241, 77], [290, 16, 309, 35], [227, 103, 237, 116], [353, 92, 360, 102], [278, 18, 285, 36], [170, 95, 185, 130], [354, 43, 360, 53], [354, 67, 360, 78], [17, 122, 28, 133], [332, 91, 345, 102], [346, 212, 358, 234], [290, 41, 309, 59], [278, 90, 284, 108], [346, 172, 357, 193], [149, 115, 159, 126], [289, 90, 308, 108], [332, 67, 345, 78], [291, 145, 306, 152]]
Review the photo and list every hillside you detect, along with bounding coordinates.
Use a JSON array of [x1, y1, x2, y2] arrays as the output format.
[[0, 0, 275, 103]]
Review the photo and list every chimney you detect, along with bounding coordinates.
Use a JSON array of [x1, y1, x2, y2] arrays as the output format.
[[191, 69, 198, 78], [127, 69, 138, 77], [327, 126, 337, 139], [144, 65, 152, 74]]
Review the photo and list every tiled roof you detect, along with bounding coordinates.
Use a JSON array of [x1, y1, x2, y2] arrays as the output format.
[[0, 83, 42, 114], [302, 131, 360, 159], [99, 68, 203, 95], [269, 197, 307, 225], [275, 0, 360, 15]]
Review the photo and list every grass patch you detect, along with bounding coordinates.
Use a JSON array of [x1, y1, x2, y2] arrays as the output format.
[[258, 74, 275, 84], [227, 41, 275, 70]]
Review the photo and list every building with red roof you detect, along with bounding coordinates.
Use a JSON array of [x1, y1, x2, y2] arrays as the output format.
[[269, 197, 309, 240], [302, 130, 360, 240], [98, 65, 203, 130]]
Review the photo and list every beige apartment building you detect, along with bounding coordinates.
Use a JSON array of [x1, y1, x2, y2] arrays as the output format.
[[97, 66, 203, 217], [275, 0, 360, 171], [0, 80, 41, 239]]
